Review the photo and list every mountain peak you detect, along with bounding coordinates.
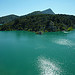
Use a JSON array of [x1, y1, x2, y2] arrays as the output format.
[[45, 8, 52, 10], [42, 8, 55, 14], [26, 8, 55, 16]]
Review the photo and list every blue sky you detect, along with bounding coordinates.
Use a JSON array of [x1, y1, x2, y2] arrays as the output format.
[[0, 0, 75, 17]]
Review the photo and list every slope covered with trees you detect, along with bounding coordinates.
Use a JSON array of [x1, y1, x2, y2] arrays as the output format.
[[0, 14, 19, 24], [0, 14, 75, 32]]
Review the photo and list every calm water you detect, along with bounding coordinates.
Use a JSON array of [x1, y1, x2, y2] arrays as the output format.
[[0, 31, 75, 75]]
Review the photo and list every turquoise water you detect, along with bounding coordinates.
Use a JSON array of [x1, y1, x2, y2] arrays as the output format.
[[0, 31, 75, 75]]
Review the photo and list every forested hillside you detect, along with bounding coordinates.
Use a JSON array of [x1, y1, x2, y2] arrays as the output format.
[[0, 15, 19, 24], [0, 14, 75, 32]]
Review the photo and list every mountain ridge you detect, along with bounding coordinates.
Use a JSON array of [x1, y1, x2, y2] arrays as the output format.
[[0, 8, 55, 24], [27, 8, 55, 16], [42, 8, 55, 14]]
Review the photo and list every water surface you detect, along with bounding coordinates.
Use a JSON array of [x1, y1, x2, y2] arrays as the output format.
[[0, 31, 75, 75]]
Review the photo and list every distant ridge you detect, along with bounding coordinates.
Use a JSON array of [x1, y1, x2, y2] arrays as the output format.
[[27, 8, 55, 16], [42, 8, 55, 14], [27, 11, 43, 16], [0, 8, 55, 24]]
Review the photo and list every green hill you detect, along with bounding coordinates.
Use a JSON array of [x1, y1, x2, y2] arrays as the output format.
[[0, 14, 75, 32], [0, 14, 19, 24], [0, 8, 55, 25]]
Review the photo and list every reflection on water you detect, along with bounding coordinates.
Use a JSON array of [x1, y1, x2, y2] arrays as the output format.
[[53, 38, 75, 47], [37, 57, 62, 75]]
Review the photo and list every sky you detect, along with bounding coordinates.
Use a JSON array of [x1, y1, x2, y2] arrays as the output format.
[[0, 0, 75, 17]]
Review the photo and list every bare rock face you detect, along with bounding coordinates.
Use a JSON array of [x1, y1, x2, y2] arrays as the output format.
[[42, 8, 55, 14], [27, 8, 55, 16]]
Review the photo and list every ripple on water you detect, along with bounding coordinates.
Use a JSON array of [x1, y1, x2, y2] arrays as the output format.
[[37, 57, 62, 75]]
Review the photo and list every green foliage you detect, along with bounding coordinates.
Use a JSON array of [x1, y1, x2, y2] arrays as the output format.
[[67, 27, 73, 31], [0, 14, 75, 32], [0, 15, 19, 24]]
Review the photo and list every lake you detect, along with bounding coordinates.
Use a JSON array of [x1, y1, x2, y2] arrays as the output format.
[[0, 31, 75, 75]]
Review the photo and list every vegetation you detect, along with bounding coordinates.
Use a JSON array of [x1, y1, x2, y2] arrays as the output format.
[[0, 14, 75, 32], [0, 14, 19, 24]]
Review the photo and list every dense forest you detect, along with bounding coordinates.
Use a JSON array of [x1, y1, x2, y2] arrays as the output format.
[[0, 14, 75, 32]]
